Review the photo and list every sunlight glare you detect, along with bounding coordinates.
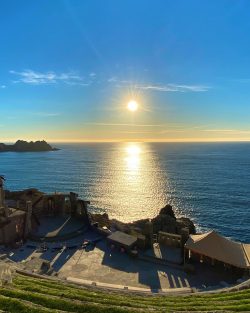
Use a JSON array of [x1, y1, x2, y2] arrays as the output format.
[[125, 144, 141, 171], [127, 100, 138, 112], [126, 145, 141, 155]]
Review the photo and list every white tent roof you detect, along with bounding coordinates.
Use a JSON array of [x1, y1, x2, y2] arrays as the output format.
[[185, 231, 250, 269]]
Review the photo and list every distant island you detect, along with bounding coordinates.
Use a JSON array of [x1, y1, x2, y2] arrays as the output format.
[[0, 140, 59, 152]]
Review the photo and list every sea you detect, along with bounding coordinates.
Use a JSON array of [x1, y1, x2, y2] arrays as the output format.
[[0, 142, 249, 242]]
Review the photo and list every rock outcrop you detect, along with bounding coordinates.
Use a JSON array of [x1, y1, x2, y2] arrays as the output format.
[[159, 204, 176, 219], [90, 204, 196, 236], [0, 140, 59, 152], [176, 217, 196, 234]]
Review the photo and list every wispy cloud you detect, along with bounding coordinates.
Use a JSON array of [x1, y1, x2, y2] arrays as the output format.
[[107, 77, 136, 86], [32, 112, 61, 117], [107, 77, 210, 92], [9, 70, 209, 93], [0, 85, 6, 89], [107, 77, 117, 83], [5, 112, 61, 119], [202, 129, 250, 134], [135, 83, 210, 92], [159, 129, 187, 134], [10, 69, 88, 86], [86, 122, 167, 127], [113, 130, 157, 134]]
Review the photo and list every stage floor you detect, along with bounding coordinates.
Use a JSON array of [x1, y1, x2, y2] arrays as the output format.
[[33, 216, 86, 238]]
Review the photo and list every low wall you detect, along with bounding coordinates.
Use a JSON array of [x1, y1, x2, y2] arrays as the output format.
[[158, 231, 182, 248]]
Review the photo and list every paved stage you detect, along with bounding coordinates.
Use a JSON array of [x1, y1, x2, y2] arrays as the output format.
[[0, 217, 241, 292], [144, 243, 183, 264], [2, 232, 240, 292], [33, 216, 86, 238]]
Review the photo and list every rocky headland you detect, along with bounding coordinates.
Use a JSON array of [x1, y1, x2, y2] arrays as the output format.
[[0, 140, 59, 152]]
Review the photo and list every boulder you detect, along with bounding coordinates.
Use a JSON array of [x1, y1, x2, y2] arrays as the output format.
[[176, 217, 196, 234], [152, 213, 176, 233], [110, 219, 130, 233], [159, 204, 176, 219], [90, 213, 110, 228]]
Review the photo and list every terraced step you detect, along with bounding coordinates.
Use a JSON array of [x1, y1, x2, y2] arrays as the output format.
[[0, 272, 249, 312], [0, 285, 145, 313]]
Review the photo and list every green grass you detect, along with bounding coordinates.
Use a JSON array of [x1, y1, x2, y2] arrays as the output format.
[[0, 273, 248, 312]]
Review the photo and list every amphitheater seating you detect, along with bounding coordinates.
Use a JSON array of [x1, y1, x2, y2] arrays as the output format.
[[0, 272, 249, 312]]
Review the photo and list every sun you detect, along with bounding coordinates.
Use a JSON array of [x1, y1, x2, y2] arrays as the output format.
[[127, 100, 138, 112]]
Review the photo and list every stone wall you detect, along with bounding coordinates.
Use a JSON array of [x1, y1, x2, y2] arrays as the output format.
[[0, 212, 25, 245], [158, 231, 182, 248]]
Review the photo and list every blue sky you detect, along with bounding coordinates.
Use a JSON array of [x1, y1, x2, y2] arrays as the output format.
[[1, 0, 250, 142]]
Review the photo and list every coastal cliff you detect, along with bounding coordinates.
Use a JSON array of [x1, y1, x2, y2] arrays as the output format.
[[0, 140, 58, 152]]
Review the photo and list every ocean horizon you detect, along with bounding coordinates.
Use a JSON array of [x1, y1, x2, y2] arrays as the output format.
[[1, 142, 249, 242]]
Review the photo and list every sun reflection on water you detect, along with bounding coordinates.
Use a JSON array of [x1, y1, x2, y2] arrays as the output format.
[[125, 144, 141, 172], [92, 142, 170, 222]]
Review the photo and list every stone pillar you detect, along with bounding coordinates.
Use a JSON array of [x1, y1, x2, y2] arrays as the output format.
[[82, 200, 91, 226], [0, 177, 5, 210], [143, 220, 154, 247], [180, 227, 190, 245], [0, 187, 4, 209], [69, 192, 78, 215], [180, 228, 190, 260], [0, 177, 8, 218], [61, 196, 67, 216], [3, 205, 9, 218], [24, 201, 32, 237], [75, 200, 91, 226]]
